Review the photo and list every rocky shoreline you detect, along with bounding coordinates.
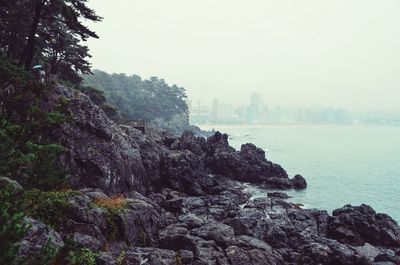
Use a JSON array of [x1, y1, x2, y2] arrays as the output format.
[[8, 84, 400, 264]]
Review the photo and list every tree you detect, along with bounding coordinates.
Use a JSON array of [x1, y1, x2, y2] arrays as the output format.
[[84, 70, 189, 125], [20, 0, 101, 70], [0, 0, 101, 81], [0, 0, 31, 62], [39, 21, 92, 83]]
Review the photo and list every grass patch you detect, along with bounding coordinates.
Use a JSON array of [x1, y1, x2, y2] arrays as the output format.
[[91, 195, 127, 241], [93, 195, 127, 211]]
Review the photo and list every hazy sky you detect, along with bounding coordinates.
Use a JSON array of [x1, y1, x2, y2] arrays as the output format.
[[86, 0, 400, 110]]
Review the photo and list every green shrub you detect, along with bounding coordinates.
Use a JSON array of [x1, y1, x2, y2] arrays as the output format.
[[0, 183, 27, 264], [22, 189, 75, 229], [69, 247, 98, 265]]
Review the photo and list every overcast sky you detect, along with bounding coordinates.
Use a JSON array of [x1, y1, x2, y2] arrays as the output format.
[[86, 0, 400, 110]]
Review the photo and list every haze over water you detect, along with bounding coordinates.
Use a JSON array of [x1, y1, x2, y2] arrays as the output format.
[[201, 124, 400, 222]]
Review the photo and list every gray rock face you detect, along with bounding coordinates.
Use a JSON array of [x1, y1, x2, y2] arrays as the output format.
[[118, 198, 159, 246], [327, 204, 400, 247], [18, 83, 400, 265], [17, 218, 64, 258], [204, 132, 305, 189], [42, 85, 306, 195], [43, 85, 150, 194]]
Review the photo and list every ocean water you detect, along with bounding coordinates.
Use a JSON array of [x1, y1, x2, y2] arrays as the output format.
[[200, 124, 400, 222]]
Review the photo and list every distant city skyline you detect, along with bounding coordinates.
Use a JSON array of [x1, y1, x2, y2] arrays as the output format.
[[188, 92, 400, 126]]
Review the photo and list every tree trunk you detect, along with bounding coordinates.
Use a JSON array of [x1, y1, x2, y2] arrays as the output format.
[[20, 0, 45, 70]]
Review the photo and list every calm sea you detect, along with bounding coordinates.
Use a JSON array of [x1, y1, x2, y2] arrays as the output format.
[[200, 124, 400, 222]]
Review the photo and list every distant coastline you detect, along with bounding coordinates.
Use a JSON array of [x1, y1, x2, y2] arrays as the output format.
[[196, 123, 400, 131]]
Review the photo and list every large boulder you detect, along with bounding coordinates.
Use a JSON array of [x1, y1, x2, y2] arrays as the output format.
[[204, 132, 306, 189], [162, 150, 207, 195], [118, 198, 160, 246], [17, 218, 64, 258], [42, 84, 149, 194], [327, 204, 400, 247]]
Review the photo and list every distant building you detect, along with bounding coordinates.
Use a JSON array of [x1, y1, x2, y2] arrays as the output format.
[[247, 92, 264, 123], [190, 102, 211, 124]]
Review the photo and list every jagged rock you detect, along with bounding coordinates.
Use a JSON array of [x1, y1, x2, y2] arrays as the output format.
[[44, 85, 150, 194], [225, 246, 253, 265], [327, 204, 400, 247], [73, 232, 103, 251], [121, 126, 165, 192], [163, 150, 207, 195], [234, 235, 273, 253], [179, 130, 204, 156], [123, 247, 192, 265], [291, 174, 307, 189], [96, 252, 117, 265], [17, 218, 64, 258], [374, 253, 400, 263], [159, 233, 198, 255], [267, 192, 290, 199], [191, 222, 235, 248], [19, 82, 400, 265], [118, 198, 159, 246], [204, 133, 301, 189], [178, 214, 205, 229]]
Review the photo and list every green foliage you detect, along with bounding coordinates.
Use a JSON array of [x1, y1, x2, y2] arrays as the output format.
[[0, 58, 70, 190], [84, 70, 189, 124], [90, 196, 127, 241], [0, 0, 101, 82], [0, 181, 62, 265], [68, 247, 98, 265], [22, 189, 75, 229], [137, 228, 148, 247], [0, 119, 69, 190], [0, 57, 45, 119], [116, 250, 126, 265], [25, 142, 67, 190], [0, 182, 27, 265], [78, 85, 119, 120]]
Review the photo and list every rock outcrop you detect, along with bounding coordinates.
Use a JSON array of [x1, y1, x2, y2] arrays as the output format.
[[14, 83, 400, 265]]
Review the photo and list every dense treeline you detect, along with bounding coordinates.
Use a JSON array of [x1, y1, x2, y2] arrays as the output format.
[[84, 70, 189, 125], [0, 0, 101, 84]]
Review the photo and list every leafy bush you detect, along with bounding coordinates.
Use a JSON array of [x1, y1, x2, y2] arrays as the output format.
[[22, 189, 75, 229], [0, 182, 27, 265], [69, 247, 98, 265], [0, 119, 68, 190]]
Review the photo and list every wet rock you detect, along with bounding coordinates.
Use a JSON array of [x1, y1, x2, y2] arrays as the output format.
[[267, 192, 290, 199], [328, 204, 400, 247], [291, 174, 307, 189]]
